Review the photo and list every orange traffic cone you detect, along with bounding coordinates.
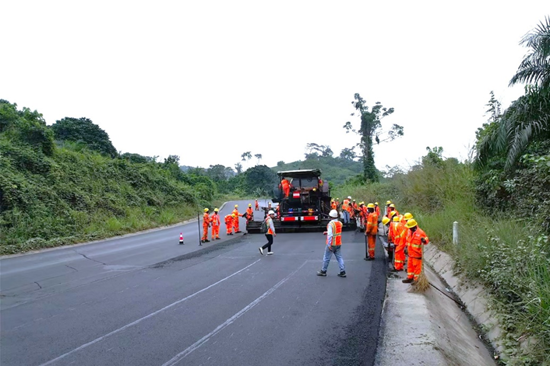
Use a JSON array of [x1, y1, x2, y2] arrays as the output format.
[[179, 233, 184, 245]]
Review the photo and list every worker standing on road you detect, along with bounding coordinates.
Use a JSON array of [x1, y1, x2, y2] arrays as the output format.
[[211, 208, 221, 240], [388, 204, 400, 219], [232, 204, 242, 233], [317, 209, 346, 277], [245, 204, 254, 224], [365, 203, 379, 260], [393, 213, 412, 272], [341, 197, 351, 224], [225, 214, 235, 235], [374, 202, 381, 223], [358, 202, 366, 230], [402, 219, 429, 284], [387, 215, 401, 267], [385, 200, 392, 216], [331, 199, 337, 210], [255, 199, 259, 211], [259, 210, 277, 255], [201, 208, 211, 243]]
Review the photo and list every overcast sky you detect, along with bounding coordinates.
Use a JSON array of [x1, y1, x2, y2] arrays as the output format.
[[2, 1, 548, 172]]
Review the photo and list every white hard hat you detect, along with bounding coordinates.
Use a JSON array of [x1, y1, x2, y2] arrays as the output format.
[[329, 209, 338, 218], [268, 210, 275, 215], [348, 196, 351, 199]]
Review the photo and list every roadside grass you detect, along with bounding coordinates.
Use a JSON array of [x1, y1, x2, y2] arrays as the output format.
[[334, 162, 550, 365]]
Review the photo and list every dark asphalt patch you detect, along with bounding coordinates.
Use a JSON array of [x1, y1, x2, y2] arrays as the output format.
[[150, 235, 247, 268]]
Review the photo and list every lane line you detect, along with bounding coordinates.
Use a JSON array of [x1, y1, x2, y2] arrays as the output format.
[[39, 259, 261, 366], [162, 260, 308, 366]]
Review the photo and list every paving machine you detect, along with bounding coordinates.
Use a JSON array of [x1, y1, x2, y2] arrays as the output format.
[[246, 169, 333, 233]]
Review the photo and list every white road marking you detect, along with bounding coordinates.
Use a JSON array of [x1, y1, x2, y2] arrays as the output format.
[[162, 261, 308, 366], [39, 259, 261, 366]]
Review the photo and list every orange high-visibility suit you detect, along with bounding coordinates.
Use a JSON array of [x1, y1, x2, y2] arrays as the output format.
[[202, 212, 211, 242], [225, 214, 234, 235], [375, 205, 381, 219], [406, 227, 429, 281], [232, 207, 241, 233], [245, 207, 253, 223], [388, 220, 400, 244], [393, 218, 408, 271], [360, 205, 368, 229], [255, 199, 259, 211], [280, 179, 290, 198], [331, 201, 337, 210], [211, 213, 221, 240], [366, 212, 379, 258]]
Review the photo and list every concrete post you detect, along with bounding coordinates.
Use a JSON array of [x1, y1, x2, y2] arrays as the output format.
[[453, 221, 459, 245]]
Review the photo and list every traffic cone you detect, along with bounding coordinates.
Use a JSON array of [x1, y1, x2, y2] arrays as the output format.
[[179, 233, 184, 245]]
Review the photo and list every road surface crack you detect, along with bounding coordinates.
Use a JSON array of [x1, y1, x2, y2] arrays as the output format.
[[73, 250, 107, 265]]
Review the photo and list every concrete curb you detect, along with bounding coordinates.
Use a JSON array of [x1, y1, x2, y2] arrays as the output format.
[[423, 244, 502, 361]]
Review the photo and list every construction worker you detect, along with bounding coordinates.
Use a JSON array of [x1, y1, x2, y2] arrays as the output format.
[[211, 208, 221, 240], [244, 203, 254, 224], [387, 215, 401, 267], [393, 213, 412, 272], [317, 209, 346, 277], [335, 198, 340, 209], [365, 203, 379, 260], [374, 202, 381, 222], [259, 210, 277, 255], [225, 214, 235, 235], [232, 204, 242, 233], [255, 199, 259, 211], [341, 196, 351, 224], [331, 199, 337, 210], [385, 200, 392, 216], [280, 178, 290, 198], [358, 202, 366, 230], [388, 204, 400, 219], [402, 219, 429, 283], [201, 208, 211, 243]]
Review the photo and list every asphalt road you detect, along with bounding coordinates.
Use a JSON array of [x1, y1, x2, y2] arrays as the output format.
[[0, 200, 387, 366]]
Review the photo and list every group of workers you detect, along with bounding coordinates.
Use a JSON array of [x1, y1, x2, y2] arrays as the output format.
[[328, 198, 430, 284], [201, 203, 256, 243]]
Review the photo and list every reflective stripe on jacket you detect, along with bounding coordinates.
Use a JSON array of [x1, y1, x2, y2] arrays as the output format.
[[406, 227, 429, 258], [326, 220, 342, 246]]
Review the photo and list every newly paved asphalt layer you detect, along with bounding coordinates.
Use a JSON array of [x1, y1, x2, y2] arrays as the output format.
[[0, 200, 387, 366]]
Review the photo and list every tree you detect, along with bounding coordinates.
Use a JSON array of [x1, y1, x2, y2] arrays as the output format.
[[254, 153, 262, 165], [339, 147, 356, 161], [206, 164, 228, 181], [343, 93, 403, 182], [244, 165, 278, 195], [234, 162, 243, 174], [241, 151, 252, 162], [476, 17, 550, 170], [305, 143, 333, 159], [51, 117, 117, 158]]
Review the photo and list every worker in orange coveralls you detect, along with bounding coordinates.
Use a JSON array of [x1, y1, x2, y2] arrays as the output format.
[[211, 208, 221, 240], [201, 208, 211, 243], [402, 219, 429, 283], [374, 202, 381, 223], [331, 199, 337, 210], [255, 199, 259, 211], [280, 178, 290, 198], [245, 204, 254, 224], [385, 200, 392, 216], [232, 204, 242, 233], [364, 203, 379, 260], [387, 215, 402, 267], [392, 213, 412, 272], [225, 214, 235, 235]]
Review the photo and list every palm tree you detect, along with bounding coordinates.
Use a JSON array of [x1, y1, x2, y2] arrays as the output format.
[[477, 17, 550, 170]]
